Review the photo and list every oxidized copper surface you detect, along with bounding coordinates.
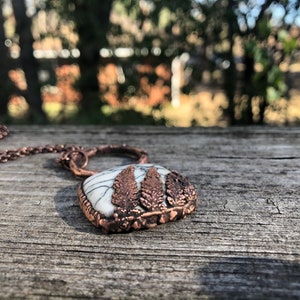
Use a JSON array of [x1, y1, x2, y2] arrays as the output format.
[[78, 165, 197, 233]]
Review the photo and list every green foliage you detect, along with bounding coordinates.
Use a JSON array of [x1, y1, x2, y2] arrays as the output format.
[[242, 21, 297, 117], [256, 16, 271, 40], [201, 0, 299, 124], [278, 29, 298, 55], [244, 39, 287, 109]]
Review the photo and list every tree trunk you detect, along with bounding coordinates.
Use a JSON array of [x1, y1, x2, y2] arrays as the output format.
[[258, 96, 267, 124], [11, 0, 46, 123], [241, 55, 254, 124], [0, 1, 12, 121], [223, 0, 238, 125], [74, 0, 113, 120]]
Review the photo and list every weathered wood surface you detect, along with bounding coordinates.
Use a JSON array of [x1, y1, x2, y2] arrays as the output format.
[[0, 126, 300, 299]]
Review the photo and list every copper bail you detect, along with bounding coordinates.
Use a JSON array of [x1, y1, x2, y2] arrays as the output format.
[[57, 144, 149, 178]]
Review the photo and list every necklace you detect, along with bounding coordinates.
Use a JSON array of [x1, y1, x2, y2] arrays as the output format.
[[0, 125, 197, 233]]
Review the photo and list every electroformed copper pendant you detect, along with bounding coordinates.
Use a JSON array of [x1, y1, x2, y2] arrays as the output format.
[[0, 126, 197, 234], [58, 145, 197, 233], [77, 163, 197, 233]]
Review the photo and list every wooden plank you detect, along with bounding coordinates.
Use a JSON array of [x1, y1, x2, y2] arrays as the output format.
[[0, 125, 300, 299]]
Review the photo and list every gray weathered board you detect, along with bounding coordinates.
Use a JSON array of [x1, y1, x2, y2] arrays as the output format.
[[0, 126, 299, 299]]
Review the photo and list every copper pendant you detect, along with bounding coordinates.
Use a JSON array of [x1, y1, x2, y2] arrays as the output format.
[[77, 164, 197, 233], [0, 129, 198, 234]]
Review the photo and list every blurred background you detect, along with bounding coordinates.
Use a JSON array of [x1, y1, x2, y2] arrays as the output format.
[[0, 0, 299, 126]]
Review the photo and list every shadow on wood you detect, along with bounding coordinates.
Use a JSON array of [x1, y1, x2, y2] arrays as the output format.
[[197, 256, 300, 299], [54, 184, 97, 234]]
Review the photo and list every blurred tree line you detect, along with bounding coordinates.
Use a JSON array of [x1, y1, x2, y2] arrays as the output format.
[[0, 0, 299, 125]]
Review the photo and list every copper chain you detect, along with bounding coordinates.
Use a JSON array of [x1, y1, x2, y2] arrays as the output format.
[[0, 125, 9, 141], [0, 125, 81, 163], [0, 125, 149, 178]]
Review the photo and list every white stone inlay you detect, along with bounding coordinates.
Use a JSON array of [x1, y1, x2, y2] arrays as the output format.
[[83, 164, 170, 217]]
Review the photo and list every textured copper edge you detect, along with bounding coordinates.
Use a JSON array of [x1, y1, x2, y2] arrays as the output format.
[[77, 171, 198, 234]]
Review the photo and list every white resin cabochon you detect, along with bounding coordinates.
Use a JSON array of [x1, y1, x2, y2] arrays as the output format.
[[82, 164, 171, 217]]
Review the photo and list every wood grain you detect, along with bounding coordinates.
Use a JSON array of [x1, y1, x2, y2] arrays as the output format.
[[0, 126, 300, 299]]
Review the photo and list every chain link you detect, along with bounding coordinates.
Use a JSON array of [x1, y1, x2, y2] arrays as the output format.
[[0, 125, 85, 166], [0, 125, 9, 140], [0, 125, 150, 178]]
